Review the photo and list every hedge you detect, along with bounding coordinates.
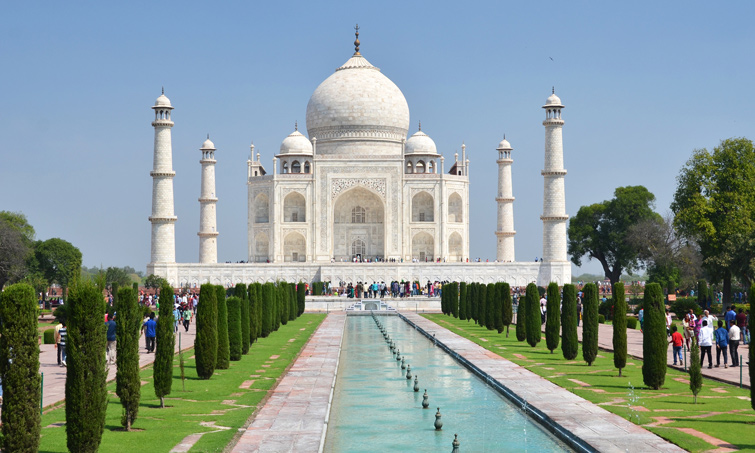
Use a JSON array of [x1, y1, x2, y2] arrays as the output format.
[[43, 328, 55, 344], [626, 317, 638, 329]]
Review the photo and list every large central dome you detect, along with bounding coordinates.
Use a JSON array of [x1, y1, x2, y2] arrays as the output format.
[[305, 53, 410, 155]]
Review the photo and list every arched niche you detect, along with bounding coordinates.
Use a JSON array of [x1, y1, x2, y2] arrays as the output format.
[[254, 193, 270, 223], [411, 191, 434, 222], [411, 232, 434, 261], [283, 232, 306, 262], [333, 187, 385, 261], [283, 192, 306, 222], [448, 232, 463, 261], [254, 232, 269, 262], [448, 192, 463, 223]]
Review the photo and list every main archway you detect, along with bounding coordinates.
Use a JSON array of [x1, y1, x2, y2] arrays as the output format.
[[333, 187, 385, 261]]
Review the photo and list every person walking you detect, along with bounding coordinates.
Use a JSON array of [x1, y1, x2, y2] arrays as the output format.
[[665, 309, 673, 337], [669, 325, 683, 366], [182, 308, 192, 332], [714, 320, 728, 368], [106, 314, 117, 365], [728, 320, 741, 367], [683, 313, 693, 349], [698, 319, 714, 369], [54, 321, 64, 365], [59, 322, 68, 367], [142, 312, 157, 353]]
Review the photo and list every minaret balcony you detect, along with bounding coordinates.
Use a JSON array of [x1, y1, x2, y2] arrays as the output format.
[[495, 197, 515, 202], [150, 170, 176, 177], [540, 215, 569, 221], [541, 170, 567, 176], [151, 119, 174, 127]]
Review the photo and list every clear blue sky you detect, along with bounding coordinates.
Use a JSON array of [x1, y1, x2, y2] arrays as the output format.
[[2, 1, 753, 277]]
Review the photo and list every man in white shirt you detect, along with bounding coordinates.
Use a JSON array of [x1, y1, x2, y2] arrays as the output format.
[[728, 320, 741, 367], [698, 319, 714, 369], [539, 296, 547, 325]]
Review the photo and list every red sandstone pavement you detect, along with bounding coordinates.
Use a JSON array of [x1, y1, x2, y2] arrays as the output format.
[[230, 313, 346, 453], [39, 321, 196, 410], [573, 322, 751, 389]]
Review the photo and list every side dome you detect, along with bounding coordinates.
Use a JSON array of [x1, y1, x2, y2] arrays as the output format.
[[544, 92, 563, 108], [201, 138, 216, 150], [155, 93, 172, 107], [305, 54, 410, 147], [496, 138, 512, 151], [405, 130, 438, 155], [279, 130, 313, 155]]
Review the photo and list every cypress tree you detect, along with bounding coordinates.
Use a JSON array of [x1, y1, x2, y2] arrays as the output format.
[[750, 285, 755, 410], [247, 284, 257, 344], [65, 280, 108, 451], [582, 283, 599, 365], [612, 282, 627, 376], [278, 282, 289, 326], [252, 283, 263, 341], [116, 286, 141, 429], [501, 282, 513, 336], [261, 283, 274, 337], [515, 290, 527, 342], [0, 283, 41, 452], [195, 283, 218, 379], [561, 284, 578, 360], [697, 279, 707, 309], [297, 282, 306, 316], [272, 282, 281, 331], [450, 283, 459, 318], [545, 282, 560, 353], [525, 283, 541, 347], [478, 283, 487, 328], [486, 283, 496, 330], [154, 282, 175, 408], [642, 283, 666, 389], [689, 336, 702, 404], [494, 282, 504, 333], [215, 285, 230, 370], [227, 296, 243, 361], [236, 284, 250, 354], [458, 282, 468, 320], [289, 283, 297, 321], [469, 283, 478, 323]]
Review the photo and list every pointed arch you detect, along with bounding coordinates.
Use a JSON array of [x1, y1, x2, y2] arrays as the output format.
[[448, 232, 463, 261], [412, 191, 434, 222], [448, 192, 463, 223], [411, 232, 434, 261], [283, 192, 306, 222], [254, 193, 270, 223], [283, 232, 306, 262]]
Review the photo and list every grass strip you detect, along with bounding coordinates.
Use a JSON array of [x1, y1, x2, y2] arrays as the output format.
[[423, 314, 754, 453], [38, 313, 325, 453]]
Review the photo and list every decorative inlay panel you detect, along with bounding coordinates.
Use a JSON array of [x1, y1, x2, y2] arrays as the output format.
[[331, 178, 386, 200]]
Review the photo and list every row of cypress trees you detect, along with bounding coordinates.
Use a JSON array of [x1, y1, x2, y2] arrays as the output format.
[[442, 281, 514, 335]]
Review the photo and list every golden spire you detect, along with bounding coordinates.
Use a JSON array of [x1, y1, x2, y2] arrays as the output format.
[[354, 24, 361, 55]]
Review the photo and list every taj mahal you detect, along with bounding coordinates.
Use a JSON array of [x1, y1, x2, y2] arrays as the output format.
[[146, 30, 571, 288]]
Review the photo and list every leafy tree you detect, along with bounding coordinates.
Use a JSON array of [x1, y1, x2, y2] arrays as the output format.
[[561, 284, 578, 360], [612, 282, 627, 376], [105, 266, 133, 289], [227, 296, 243, 361], [545, 282, 560, 353], [261, 283, 274, 337], [458, 282, 468, 320], [235, 284, 250, 354], [501, 282, 513, 336], [689, 336, 702, 404], [144, 274, 168, 289], [215, 285, 230, 370], [33, 237, 82, 299], [515, 290, 526, 342], [697, 280, 708, 309], [66, 280, 107, 450], [642, 283, 667, 390], [582, 283, 599, 365], [116, 286, 141, 429], [494, 282, 504, 333], [154, 282, 175, 408], [297, 281, 306, 316], [0, 283, 41, 451], [749, 286, 755, 410], [0, 211, 35, 289], [568, 186, 660, 286], [524, 283, 541, 347], [478, 283, 487, 329], [672, 138, 755, 303], [195, 284, 218, 379]]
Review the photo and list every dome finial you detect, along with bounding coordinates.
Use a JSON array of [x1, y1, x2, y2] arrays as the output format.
[[207, 133, 210, 139], [295, 120, 298, 131], [354, 24, 360, 55], [418, 120, 421, 131], [504, 133, 506, 140], [162, 86, 164, 95], [552, 86, 555, 94]]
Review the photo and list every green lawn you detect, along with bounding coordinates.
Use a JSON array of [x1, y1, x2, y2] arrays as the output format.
[[38, 314, 325, 452], [423, 314, 755, 453]]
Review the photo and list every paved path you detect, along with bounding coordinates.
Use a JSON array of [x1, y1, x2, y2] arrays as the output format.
[[574, 322, 750, 389], [407, 313, 684, 453], [40, 320, 196, 410], [231, 313, 345, 453]]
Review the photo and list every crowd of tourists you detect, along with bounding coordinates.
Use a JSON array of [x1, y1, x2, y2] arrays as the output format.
[[676, 306, 751, 369]]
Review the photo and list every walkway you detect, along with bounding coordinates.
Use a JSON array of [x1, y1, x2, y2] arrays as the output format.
[[575, 322, 750, 389], [39, 321, 196, 410], [405, 312, 684, 453], [231, 313, 346, 453]]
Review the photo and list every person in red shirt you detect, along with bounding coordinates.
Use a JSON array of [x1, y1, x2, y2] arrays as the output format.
[[669, 324, 683, 366]]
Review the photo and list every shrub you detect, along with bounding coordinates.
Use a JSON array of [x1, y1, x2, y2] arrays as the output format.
[[689, 336, 702, 403], [154, 282, 175, 408], [670, 298, 701, 320], [582, 283, 599, 365], [227, 296, 243, 361], [612, 282, 627, 377], [66, 280, 107, 451], [545, 282, 560, 353], [598, 314, 606, 324], [312, 281, 322, 296], [116, 286, 141, 429], [515, 292, 526, 342], [486, 283, 496, 330], [458, 282, 468, 321], [195, 283, 218, 380], [43, 328, 55, 344], [501, 282, 513, 336], [525, 283, 541, 347], [478, 283, 487, 329], [215, 285, 230, 370], [561, 284, 578, 360], [235, 284, 250, 355], [598, 298, 614, 321], [626, 317, 638, 329], [0, 283, 41, 452], [642, 283, 667, 390]]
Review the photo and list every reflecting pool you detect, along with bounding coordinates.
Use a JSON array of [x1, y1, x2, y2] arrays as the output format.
[[323, 315, 571, 452]]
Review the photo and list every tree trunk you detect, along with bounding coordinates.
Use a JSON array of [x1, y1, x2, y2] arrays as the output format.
[[618, 368, 622, 377], [160, 396, 164, 409]]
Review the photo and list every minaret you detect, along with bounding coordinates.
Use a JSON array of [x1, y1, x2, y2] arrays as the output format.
[[541, 89, 569, 262], [198, 135, 219, 263], [149, 89, 177, 264], [495, 136, 515, 262]]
